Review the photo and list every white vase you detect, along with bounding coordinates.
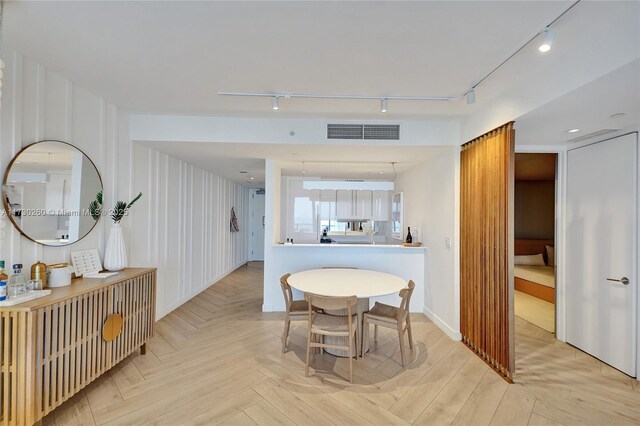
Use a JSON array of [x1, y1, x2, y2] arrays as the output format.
[[104, 223, 127, 271]]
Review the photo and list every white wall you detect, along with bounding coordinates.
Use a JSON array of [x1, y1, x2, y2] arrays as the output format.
[[394, 147, 461, 339], [0, 51, 120, 268], [0, 51, 249, 319], [130, 114, 461, 147], [129, 143, 249, 318]]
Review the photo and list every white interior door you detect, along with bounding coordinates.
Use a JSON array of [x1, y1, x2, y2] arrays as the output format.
[[249, 190, 265, 261], [566, 133, 637, 376]]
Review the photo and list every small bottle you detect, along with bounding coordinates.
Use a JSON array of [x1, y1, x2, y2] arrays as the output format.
[[406, 227, 413, 244], [0, 261, 7, 302], [9, 264, 26, 297], [0, 260, 8, 283], [412, 227, 419, 243]]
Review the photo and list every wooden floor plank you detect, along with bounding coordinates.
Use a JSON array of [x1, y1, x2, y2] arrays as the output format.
[[42, 262, 640, 426]]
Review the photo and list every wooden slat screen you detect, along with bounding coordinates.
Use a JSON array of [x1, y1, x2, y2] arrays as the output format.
[[460, 122, 515, 381]]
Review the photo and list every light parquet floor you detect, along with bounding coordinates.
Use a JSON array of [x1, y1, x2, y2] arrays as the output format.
[[44, 262, 640, 425]]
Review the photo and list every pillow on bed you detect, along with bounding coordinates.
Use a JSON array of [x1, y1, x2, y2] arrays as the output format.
[[546, 245, 555, 267], [514, 254, 545, 266]]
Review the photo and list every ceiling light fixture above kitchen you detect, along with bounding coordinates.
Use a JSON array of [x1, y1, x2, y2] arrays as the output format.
[[271, 96, 279, 111], [301, 161, 307, 174]]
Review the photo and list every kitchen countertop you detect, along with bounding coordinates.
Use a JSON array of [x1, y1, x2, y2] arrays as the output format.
[[274, 243, 426, 249]]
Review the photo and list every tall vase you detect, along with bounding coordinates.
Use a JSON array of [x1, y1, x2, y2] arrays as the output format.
[[104, 223, 127, 271]]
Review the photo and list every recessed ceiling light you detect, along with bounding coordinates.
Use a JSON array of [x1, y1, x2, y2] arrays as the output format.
[[379, 171, 384, 175], [610, 112, 626, 119], [567, 128, 580, 133], [249, 176, 255, 180]]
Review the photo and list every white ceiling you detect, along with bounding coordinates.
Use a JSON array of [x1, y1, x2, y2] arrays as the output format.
[[136, 141, 450, 187], [6, 1, 574, 118], [6, 1, 639, 185], [515, 59, 640, 146]]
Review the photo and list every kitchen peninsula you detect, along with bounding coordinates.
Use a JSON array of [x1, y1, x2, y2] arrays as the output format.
[[265, 243, 426, 313], [263, 169, 427, 316]]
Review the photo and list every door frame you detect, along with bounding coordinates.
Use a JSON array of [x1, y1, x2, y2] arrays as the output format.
[[515, 145, 567, 342], [524, 132, 639, 377], [248, 188, 266, 261], [564, 131, 638, 377]]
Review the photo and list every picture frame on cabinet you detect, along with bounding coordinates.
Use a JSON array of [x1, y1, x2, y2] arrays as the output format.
[[391, 191, 403, 240]]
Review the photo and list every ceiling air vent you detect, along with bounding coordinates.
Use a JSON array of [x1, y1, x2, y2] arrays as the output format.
[[364, 124, 400, 140], [327, 124, 364, 140], [567, 129, 620, 143], [327, 124, 400, 140]]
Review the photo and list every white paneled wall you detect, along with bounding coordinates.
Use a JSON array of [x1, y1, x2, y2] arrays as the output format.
[[0, 51, 249, 319], [130, 143, 249, 318], [0, 51, 121, 271]]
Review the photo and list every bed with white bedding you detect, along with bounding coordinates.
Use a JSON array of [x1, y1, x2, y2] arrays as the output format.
[[514, 239, 556, 303], [514, 265, 556, 288]]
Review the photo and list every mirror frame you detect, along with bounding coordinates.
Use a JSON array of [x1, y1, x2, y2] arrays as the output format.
[[2, 140, 104, 247]]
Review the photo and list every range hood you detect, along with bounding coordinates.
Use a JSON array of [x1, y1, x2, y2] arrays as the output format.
[[302, 180, 394, 191]]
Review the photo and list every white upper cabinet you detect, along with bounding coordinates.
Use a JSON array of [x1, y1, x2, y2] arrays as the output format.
[[336, 189, 372, 219], [371, 190, 389, 221], [355, 190, 372, 219], [319, 189, 337, 220], [336, 189, 353, 219], [287, 179, 319, 243]]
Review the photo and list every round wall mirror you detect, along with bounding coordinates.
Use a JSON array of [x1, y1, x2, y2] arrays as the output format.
[[2, 140, 103, 246]]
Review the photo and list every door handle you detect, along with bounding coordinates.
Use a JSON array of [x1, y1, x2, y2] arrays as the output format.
[[607, 277, 630, 285]]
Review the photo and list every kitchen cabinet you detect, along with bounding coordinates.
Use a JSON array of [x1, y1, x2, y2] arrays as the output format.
[[286, 179, 319, 243], [337, 190, 372, 219], [371, 190, 390, 221], [319, 189, 337, 220]]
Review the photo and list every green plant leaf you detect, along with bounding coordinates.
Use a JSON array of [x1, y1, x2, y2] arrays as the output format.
[[89, 191, 103, 220], [111, 192, 143, 223]]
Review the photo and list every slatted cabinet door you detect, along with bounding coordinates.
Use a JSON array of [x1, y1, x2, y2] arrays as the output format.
[[1, 268, 156, 426]]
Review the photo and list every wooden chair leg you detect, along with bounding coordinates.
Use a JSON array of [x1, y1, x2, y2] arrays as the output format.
[[355, 325, 360, 359], [349, 332, 353, 383], [362, 317, 368, 357], [397, 323, 405, 367], [306, 327, 312, 377], [282, 319, 291, 353], [406, 316, 414, 350], [374, 324, 378, 342]]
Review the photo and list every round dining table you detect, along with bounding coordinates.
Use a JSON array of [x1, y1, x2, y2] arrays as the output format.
[[287, 268, 407, 357]]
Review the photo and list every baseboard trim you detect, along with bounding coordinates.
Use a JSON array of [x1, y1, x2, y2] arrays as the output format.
[[423, 307, 461, 341]]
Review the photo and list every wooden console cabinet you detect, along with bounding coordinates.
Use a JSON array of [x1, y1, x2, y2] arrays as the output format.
[[1, 268, 156, 425]]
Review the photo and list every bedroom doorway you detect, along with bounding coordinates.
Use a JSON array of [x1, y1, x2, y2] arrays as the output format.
[[513, 153, 557, 335]]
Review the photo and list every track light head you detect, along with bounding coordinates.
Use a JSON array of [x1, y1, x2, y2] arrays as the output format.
[[538, 28, 555, 53], [272, 96, 279, 111], [380, 98, 388, 113], [466, 89, 476, 105]]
